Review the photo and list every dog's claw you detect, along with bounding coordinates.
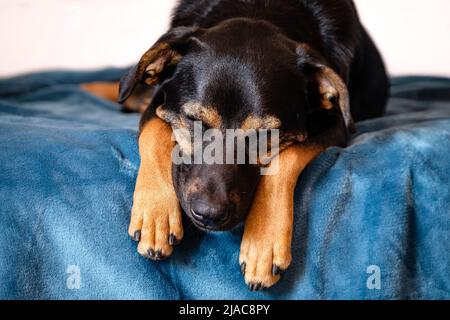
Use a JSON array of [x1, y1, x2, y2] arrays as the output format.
[[147, 249, 156, 259], [240, 263, 246, 276], [146, 248, 169, 261], [133, 230, 141, 242], [248, 283, 264, 292], [155, 250, 166, 260], [169, 234, 180, 246], [272, 265, 283, 276]]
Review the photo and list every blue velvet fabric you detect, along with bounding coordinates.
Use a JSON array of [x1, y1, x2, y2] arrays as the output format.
[[0, 69, 449, 300]]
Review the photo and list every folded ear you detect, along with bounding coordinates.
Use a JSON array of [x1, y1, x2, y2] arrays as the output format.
[[118, 26, 202, 104], [297, 44, 356, 133]]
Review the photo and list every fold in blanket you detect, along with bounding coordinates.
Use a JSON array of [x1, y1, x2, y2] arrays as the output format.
[[0, 70, 449, 299]]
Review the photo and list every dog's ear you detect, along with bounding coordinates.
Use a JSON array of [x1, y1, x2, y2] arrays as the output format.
[[118, 26, 203, 104], [297, 44, 356, 133]]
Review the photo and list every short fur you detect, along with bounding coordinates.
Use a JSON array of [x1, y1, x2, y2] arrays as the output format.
[[115, 0, 389, 290]]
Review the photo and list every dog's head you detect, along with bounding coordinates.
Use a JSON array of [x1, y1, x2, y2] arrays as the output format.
[[119, 18, 354, 231]]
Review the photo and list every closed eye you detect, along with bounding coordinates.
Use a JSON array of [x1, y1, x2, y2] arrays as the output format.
[[183, 112, 211, 129], [184, 113, 197, 122], [181, 102, 222, 129]]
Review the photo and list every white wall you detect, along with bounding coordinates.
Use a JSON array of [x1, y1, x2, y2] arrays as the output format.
[[356, 0, 450, 77], [1, 0, 450, 77]]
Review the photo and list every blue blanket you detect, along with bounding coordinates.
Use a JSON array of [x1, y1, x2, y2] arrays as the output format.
[[0, 69, 449, 300]]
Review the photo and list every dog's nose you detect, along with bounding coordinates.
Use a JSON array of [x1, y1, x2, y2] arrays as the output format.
[[190, 198, 229, 227]]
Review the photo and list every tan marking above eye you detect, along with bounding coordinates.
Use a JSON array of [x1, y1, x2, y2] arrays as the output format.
[[156, 106, 193, 155], [241, 115, 282, 131], [156, 105, 181, 126], [182, 102, 222, 129]]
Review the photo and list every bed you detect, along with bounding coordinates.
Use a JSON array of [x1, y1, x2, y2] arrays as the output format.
[[0, 69, 449, 299]]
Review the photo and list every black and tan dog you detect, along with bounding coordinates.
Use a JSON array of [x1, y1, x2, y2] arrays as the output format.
[[83, 0, 388, 290]]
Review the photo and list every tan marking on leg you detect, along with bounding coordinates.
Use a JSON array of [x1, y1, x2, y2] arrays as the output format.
[[82, 81, 153, 113], [80, 82, 119, 102], [130, 118, 183, 260], [240, 144, 324, 290]]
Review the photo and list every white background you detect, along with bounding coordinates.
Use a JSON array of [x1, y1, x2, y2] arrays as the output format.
[[1, 0, 450, 77]]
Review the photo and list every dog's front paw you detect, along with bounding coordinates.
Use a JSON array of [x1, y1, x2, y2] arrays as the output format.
[[239, 210, 292, 291], [129, 186, 183, 261]]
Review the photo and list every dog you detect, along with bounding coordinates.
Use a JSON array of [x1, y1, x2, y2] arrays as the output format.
[[83, 0, 388, 290]]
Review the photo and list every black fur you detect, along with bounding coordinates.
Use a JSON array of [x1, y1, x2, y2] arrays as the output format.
[[120, 0, 389, 231], [170, 0, 389, 122]]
